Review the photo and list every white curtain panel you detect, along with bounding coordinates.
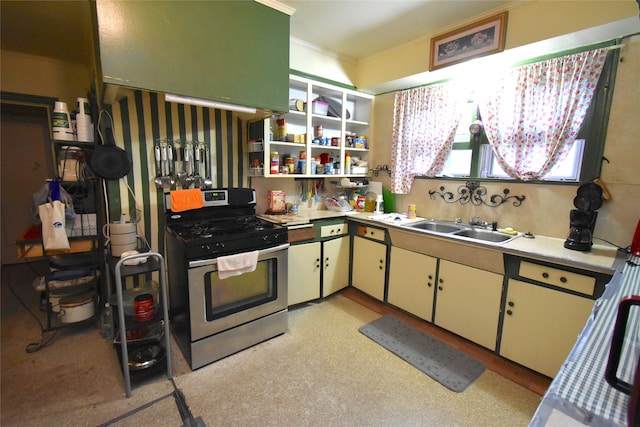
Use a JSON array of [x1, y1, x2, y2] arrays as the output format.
[[391, 82, 465, 194], [479, 49, 608, 181]]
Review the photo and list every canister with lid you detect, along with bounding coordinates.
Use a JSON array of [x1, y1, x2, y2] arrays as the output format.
[[285, 157, 295, 174], [134, 293, 154, 322]]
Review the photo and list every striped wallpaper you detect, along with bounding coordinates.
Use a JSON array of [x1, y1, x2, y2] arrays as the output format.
[[105, 90, 248, 255]]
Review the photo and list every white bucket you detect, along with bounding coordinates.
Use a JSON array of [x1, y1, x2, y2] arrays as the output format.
[[103, 222, 138, 257]]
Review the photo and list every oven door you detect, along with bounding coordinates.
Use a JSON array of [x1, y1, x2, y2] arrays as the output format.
[[187, 243, 289, 341]]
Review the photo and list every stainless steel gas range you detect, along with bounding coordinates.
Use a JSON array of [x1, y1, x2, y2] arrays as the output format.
[[165, 188, 289, 370]]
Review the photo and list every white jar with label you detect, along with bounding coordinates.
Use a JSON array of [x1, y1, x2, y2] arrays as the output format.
[[52, 101, 75, 141]]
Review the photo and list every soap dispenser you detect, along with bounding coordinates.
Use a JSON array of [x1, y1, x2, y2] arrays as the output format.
[[374, 194, 384, 214]]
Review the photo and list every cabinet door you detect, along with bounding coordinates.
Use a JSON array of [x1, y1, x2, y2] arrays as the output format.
[[352, 236, 386, 301], [288, 242, 321, 306], [322, 236, 350, 297], [387, 247, 437, 321], [96, 1, 289, 112], [435, 260, 503, 350], [500, 279, 594, 377]]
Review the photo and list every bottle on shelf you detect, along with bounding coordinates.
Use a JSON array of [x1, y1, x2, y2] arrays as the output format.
[[345, 152, 351, 175], [276, 117, 287, 141], [270, 152, 279, 175]]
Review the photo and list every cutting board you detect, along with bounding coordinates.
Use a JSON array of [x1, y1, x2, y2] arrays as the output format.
[[259, 213, 310, 226]]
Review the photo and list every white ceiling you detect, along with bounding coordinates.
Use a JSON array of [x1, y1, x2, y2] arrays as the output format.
[[1, 0, 513, 65], [280, 0, 513, 59], [1, 1, 94, 65]]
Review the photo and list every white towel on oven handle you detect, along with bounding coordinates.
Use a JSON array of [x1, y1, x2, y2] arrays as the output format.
[[216, 250, 259, 279]]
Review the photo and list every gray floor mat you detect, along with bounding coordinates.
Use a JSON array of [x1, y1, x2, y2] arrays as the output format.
[[359, 314, 485, 392]]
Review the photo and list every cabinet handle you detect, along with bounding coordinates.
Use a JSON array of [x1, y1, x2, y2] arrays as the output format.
[[438, 286, 443, 291], [379, 259, 383, 264], [379, 265, 383, 270], [439, 278, 444, 283], [508, 301, 515, 307], [427, 282, 432, 287], [507, 309, 513, 316], [560, 276, 567, 283], [428, 275, 433, 280], [542, 272, 549, 279]]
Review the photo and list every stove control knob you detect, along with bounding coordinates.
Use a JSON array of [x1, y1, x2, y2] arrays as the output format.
[[217, 242, 225, 249]]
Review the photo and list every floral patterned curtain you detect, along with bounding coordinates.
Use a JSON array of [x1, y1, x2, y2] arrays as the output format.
[[391, 83, 465, 194], [478, 49, 608, 181]]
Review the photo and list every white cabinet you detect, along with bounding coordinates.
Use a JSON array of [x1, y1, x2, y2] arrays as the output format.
[[434, 260, 503, 350], [352, 236, 387, 301], [388, 247, 437, 321], [322, 236, 350, 297], [500, 278, 594, 378], [250, 75, 374, 177], [288, 223, 350, 305], [288, 242, 321, 306]]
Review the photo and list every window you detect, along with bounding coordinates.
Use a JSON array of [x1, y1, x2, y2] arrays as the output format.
[[480, 140, 585, 180], [436, 46, 618, 183]]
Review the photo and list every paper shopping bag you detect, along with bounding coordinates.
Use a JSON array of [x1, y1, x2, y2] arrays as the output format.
[[38, 200, 70, 250]]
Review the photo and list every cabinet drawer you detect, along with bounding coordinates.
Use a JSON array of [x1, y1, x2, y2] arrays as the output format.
[[288, 226, 316, 243], [519, 261, 595, 295], [320, 223, 347, 238], [356, 225, 385, 242]]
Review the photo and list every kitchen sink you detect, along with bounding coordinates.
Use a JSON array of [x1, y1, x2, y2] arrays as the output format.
[[405, 220, 467, 233], [399, 219, 520, 244], [452, 228, 516, 243]]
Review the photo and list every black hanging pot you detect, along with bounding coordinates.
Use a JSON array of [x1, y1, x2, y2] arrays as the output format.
[[88, 127, 132, 180]]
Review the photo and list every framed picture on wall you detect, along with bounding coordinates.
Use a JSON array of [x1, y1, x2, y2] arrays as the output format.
[[429, 12, 508, 71]]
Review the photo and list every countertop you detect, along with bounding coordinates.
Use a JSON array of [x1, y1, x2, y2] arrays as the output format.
[[259, 210, 624, 274], [345, 211, 622, 274], [502, 235, 622, 274]]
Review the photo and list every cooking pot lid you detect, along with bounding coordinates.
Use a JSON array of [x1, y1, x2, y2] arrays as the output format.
[[59, 291, 94, 307]]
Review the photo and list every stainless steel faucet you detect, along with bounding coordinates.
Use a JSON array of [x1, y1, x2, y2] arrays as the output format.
[[469, 216, 488, 228]]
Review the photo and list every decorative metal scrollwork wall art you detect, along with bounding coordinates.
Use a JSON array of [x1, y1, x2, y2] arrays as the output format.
[[428, 181, 526, 207]]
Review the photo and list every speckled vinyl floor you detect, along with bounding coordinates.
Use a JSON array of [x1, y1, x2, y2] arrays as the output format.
[[1, 263, 541, 426]]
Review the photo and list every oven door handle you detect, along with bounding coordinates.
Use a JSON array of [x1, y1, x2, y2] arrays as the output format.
[[188, 243, 290, 269]]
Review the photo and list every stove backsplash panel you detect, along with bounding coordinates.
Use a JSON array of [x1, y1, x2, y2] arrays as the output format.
[[104, 89, 249, 255]]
